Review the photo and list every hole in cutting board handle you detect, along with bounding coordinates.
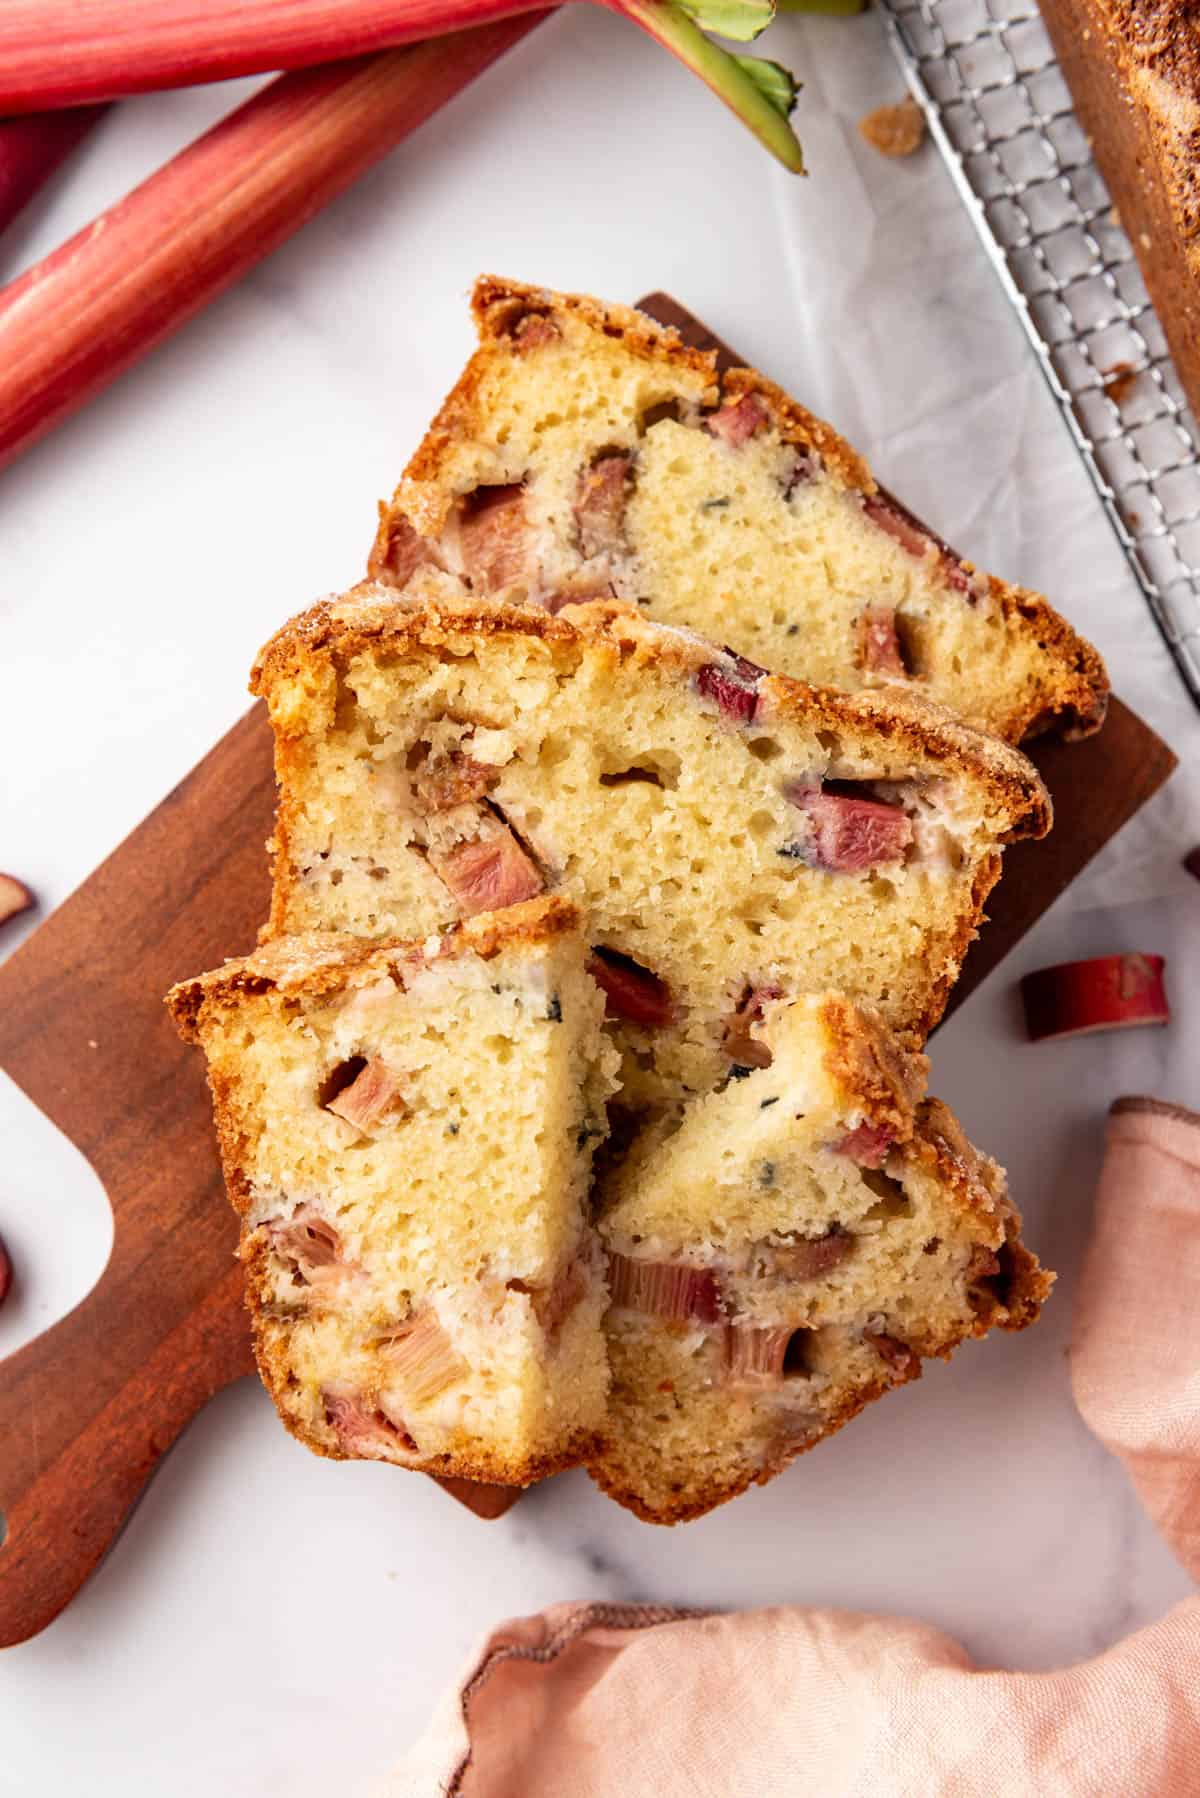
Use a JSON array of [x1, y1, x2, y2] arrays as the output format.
[[0, 1071, 113, 1363]]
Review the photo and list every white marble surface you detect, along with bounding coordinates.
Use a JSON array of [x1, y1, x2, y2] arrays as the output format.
[[2, 9, 1199, 1793]]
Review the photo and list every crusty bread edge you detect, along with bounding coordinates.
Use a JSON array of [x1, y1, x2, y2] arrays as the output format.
[[369, 274, 1108, 743], [167, 894, 582, 1040], [167, 893, 596, 1488]]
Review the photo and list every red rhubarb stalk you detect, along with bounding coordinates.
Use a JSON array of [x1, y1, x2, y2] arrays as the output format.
[[0, 1, 803, 170], [0, 26, 542, 473], [0, 109, 108, 238]]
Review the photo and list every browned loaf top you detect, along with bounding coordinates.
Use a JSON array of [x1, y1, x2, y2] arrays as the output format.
[[1038, 0, 1200, 422]]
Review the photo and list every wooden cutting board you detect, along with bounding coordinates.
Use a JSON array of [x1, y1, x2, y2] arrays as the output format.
[[0, 297, 1176, 1650]]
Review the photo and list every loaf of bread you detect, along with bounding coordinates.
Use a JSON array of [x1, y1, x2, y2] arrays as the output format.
[[591, 992, 1051, 1522], [367, 276, 1107, 744], [252, 585, 1051, 1114], [1038, 0, 1200, 424], [167, 897, 618, 1486]]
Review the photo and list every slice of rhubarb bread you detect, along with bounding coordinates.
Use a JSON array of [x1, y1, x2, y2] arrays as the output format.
[[252, 586, 1051, 1111], [590, 992, 1051, 1523], [366, 275, 1107, 745], [167, 897, 618, 1486]]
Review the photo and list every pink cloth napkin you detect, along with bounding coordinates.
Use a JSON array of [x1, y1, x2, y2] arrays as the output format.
[[383, 1098, 1200, 1798]]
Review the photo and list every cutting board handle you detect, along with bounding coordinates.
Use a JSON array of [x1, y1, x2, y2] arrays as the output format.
[[0, 1256, 252, 1648]]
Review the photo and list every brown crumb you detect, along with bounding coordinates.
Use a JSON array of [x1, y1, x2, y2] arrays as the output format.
[[859, 96, 926, 158], [1103, 362, 1138, 406]]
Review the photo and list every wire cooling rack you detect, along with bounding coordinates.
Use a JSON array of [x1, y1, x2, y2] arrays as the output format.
[[877, 0, 1200, 710]]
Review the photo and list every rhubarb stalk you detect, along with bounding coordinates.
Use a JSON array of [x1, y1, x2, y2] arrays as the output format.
[[0, 0, 804, 170], [0, 25, 542, 472], [0, 109, 107, 238]]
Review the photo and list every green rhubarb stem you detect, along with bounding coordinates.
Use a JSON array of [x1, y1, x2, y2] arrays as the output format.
[[619, 0, 805, 171]]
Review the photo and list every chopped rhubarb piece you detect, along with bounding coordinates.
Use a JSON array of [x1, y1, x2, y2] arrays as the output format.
[[782, 446, 819, 496], [267, 1204, 347, 1291], [1020, 954, 1169, 1041], [378, 1310, 466, 1406], [831, 1121, 895, 1168], [855, 606, 907, 676], [509, 1256, 588, 1342], [413, 748, 497, 814], [862, 492, 934, 562], [725, 1323, 811, 1387], [864, 1326, 918, 1376], [723, 981, 783, 1068], [941, 555, 987, 604], [323, 1389, 415, 1459], [771, 1227, 852, 1280], [458, 484, 531, 590], [965, 1243, 1001, 1284], [325, 1058, 407, 1135], [695, 652, 764, 724], [428, 821, 544, 917], [509, 312, 558, 352], [785, 785, 913, 873], [0, 1230, 11, 1308], [0, 873, 33, 927], [588, 947, 675, 1028], [574, 452, 631, 559], [607, 1251, 723, 1324], [378, 513, 437, 586], [706, 392, 770, 446]]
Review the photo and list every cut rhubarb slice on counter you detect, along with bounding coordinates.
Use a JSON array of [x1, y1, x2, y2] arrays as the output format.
[[1020, 954, 1169, 1041], [0, 873, 33, 927]]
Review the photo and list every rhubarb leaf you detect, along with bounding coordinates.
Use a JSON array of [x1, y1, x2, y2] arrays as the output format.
[[626, 0, 805, 171], [674, 0, 775, 42], [731, 54, 798, 116]]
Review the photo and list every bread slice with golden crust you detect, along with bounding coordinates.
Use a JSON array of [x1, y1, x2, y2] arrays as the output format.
[[252, 583, 1050, 1113], [167, 897, 619, 1487], [590, 992, 1051, 1523], [367, 275, 1107, 745]]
